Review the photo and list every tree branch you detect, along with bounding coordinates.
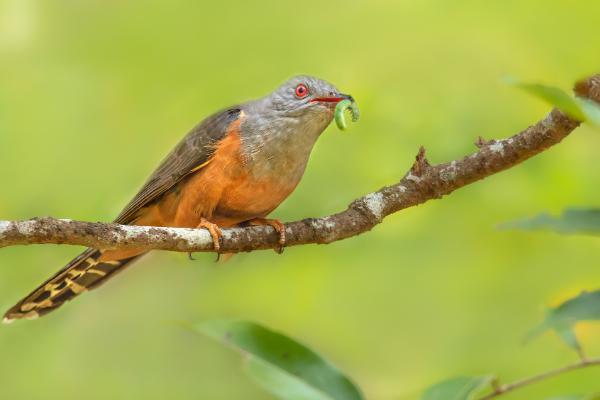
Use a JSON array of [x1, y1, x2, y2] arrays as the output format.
[[479, 357, 600, 399], [1, 75, 599, 254]]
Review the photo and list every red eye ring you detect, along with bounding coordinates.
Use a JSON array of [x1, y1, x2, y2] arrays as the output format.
[[295, 83, 309, 98]]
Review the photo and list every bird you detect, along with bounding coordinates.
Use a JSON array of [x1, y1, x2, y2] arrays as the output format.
[[4, 75, 354, 322]]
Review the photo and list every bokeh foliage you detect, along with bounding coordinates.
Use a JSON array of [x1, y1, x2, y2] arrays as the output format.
[[1, 1, 600, 399]]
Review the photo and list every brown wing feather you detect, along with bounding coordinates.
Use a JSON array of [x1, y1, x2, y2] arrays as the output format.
[[115, 108, 242, 224]]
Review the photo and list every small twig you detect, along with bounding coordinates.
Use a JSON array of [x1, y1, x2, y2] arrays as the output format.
[[478, 357, 600, 399], [475, 136, 496, 148], [410, 146, 430, 176]]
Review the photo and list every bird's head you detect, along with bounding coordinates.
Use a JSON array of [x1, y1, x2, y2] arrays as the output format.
[[263, 75, 354, 124], [241, 75, 356, 173], [242, 75, 355, 160]]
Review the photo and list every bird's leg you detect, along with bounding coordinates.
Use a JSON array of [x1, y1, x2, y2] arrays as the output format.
[[247, 218, 286, 254], [194, 218, 223, 261]]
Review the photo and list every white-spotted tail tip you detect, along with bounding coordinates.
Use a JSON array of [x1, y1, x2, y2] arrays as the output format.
[[3, 317, 15, 324]]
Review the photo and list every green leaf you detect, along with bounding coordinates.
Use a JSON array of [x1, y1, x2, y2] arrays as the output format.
[[196, 320, 363, 400], [506, 77, 600, 128], [422, 376, 494, 400], [506, 78, 586, 121], [500, 208, 600, 236], [577, 98, 600, 127], [528, 290, 600, 351]]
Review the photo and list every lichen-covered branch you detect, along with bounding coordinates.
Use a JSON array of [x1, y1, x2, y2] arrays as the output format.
[[1, 75, 599, 254]]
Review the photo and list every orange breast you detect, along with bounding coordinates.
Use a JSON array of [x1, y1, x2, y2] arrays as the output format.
[[135, 118, 296, 230], [103, 117, 300, 262], [214, 168, 298, 222], [178, 130, 297, 226]]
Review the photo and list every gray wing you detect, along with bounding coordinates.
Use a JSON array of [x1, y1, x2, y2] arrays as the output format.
[[114, 108, 242, 224]]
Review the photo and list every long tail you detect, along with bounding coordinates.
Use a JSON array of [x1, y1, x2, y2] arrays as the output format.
[[3, 248, 144, 322]]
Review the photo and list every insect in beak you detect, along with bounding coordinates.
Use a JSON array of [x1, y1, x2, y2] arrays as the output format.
[[334, 98, 360, 131]]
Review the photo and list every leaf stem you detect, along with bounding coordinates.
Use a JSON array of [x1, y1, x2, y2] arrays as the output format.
[[478, 357, 600, 399]]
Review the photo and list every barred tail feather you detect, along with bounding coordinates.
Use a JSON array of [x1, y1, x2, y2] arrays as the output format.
[[3, 249, 143, 322]]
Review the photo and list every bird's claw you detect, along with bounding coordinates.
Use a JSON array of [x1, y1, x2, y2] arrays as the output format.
[[248, 218, 286, 254], [196, 218, 223, 260]]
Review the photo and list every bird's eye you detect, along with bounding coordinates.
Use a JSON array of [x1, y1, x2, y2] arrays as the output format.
[[294, 83, 309, 98]]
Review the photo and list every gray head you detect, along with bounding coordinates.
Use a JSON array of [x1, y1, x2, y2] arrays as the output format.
[[263, 75, 353, 119], [240, 75, 353, 178], [243, 75, 352, 141]]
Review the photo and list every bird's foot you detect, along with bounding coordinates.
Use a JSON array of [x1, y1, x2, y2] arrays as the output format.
[[196, 218, 223, 259], [247, 218, 286, 254]]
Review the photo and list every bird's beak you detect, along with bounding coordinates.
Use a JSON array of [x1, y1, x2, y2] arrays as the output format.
[[310, 93, 354, 104]]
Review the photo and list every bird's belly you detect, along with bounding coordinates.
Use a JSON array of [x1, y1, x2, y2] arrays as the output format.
[[213, 174, 298, 223], [157, 160, 301, 228], [141, 127, 309, 228]]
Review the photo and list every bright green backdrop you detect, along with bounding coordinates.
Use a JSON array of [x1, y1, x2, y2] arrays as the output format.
[[1, 1, 599, 399]]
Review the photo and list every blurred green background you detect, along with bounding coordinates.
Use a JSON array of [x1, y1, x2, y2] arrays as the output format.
[[1, 1, 599, 399]]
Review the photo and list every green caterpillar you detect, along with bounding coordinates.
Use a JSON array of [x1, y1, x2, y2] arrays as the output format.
[[334, 99, 360, 130]]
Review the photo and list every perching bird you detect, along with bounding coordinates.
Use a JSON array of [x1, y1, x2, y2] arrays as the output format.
[[4, 75, 354, 322]]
